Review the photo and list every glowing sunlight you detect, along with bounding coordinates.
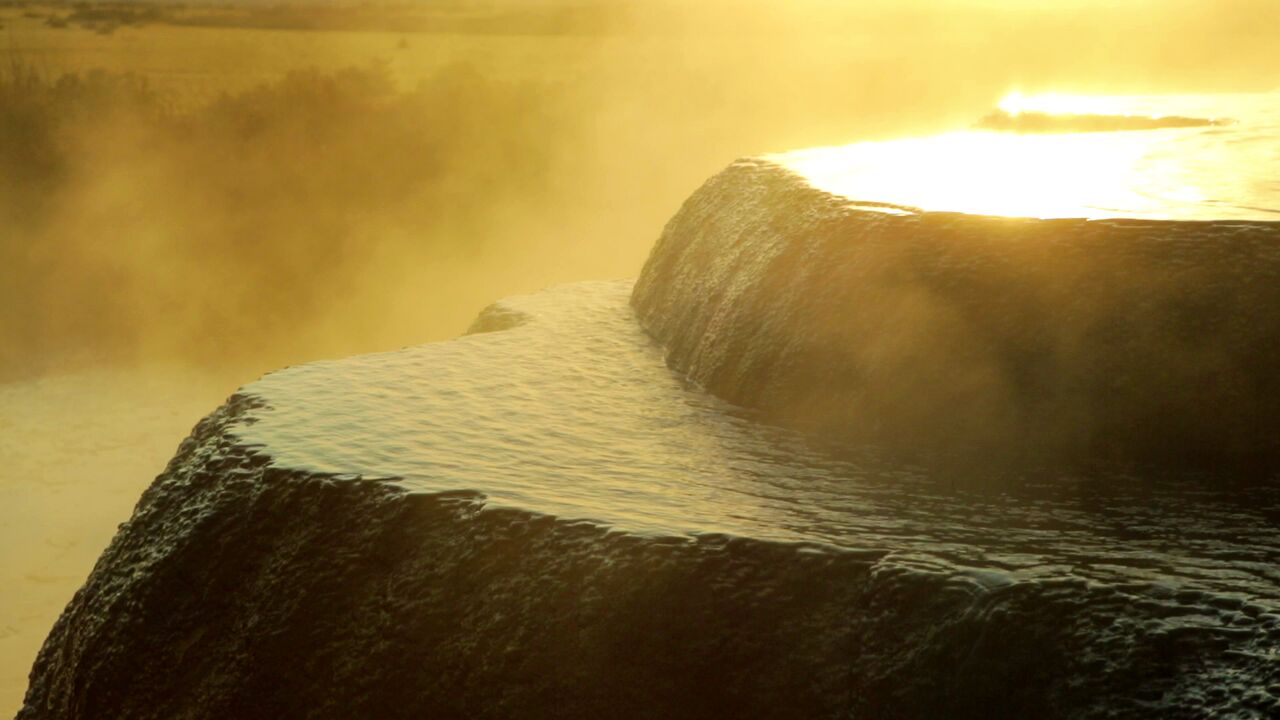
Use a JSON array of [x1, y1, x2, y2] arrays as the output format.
[[781, 93, 1277, 220]]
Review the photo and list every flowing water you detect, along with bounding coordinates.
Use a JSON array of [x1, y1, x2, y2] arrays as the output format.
[[13, 92, 1280, 717], [242, 280, 1280, 607], [227, 92, 1280, 716]]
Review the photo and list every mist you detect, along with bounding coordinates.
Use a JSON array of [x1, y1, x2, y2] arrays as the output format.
[[3, 1, 1280, 714], [2, 0, 1277, 385]]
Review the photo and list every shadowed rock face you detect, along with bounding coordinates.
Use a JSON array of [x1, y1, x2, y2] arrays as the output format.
[[632, 159, 1280, 473], [18, 393, 1280, 720], [17, 280, 1280, 720], [17, 122, 1280, 717], [16, 398, 866, 720]]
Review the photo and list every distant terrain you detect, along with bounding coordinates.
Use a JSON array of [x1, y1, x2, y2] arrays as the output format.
[[9, 0, 623, 37]]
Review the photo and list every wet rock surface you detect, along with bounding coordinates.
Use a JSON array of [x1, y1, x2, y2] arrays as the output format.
[[633, 159, 1280, 473], [17, 282, 1280, 719], [18, 112, 1280, 717]]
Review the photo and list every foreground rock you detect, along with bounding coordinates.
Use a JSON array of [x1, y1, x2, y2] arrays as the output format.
[[18, 283, 1280, 719], [20, 97, 1280, 718]]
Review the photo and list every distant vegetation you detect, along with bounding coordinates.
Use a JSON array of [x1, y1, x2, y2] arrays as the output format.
[[3, 0, 1275, 382], [10, 1, 624, 36], [59, 3, 165, 33], [0, 59, 571, 379]]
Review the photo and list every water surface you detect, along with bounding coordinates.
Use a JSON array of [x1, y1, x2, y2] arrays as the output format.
[[241, 281, 1280, 612], [780, 92, 1280, 220]]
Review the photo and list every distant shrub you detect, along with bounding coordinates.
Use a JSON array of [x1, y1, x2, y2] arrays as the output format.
[[0, 60, 568, 379], [66, 4, 167, 28]]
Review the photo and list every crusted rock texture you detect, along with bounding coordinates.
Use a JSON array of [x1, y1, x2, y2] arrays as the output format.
[[633, 160, 1280, 472], [18, 394, 1280, 719], [18, 158, 1280, 719]]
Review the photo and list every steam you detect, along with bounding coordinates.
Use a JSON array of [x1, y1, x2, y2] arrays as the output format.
[[1, 0, 1276, 384]]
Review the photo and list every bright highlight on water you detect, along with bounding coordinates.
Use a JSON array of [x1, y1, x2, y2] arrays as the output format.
[[782, 92, 1280, 220], [12, 85, 1280, 719]]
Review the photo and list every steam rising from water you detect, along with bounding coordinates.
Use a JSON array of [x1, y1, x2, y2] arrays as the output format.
[[3, 3, 1280, 716], [3, 1, 1278, 383], [634, 92, 1280, 474]]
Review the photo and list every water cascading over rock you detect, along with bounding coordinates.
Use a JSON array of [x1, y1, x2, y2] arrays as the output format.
[[19, 97, 1280, 720], [632, 158, 1280, 472]]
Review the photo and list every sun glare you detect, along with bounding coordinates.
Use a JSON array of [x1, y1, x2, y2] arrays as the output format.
[[997, 91, 1136, 117], [774, 89, 1280, 221], [782, 130, 1166, 219]]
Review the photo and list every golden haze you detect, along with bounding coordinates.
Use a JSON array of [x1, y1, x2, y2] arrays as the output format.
[[2, 0, 1278, 384], [1, 1, 1278, 714]]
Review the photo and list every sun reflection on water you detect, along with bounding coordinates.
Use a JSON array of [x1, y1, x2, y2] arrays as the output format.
[[997, 91, 1137, 117], [779, 92, 1278, 221]]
